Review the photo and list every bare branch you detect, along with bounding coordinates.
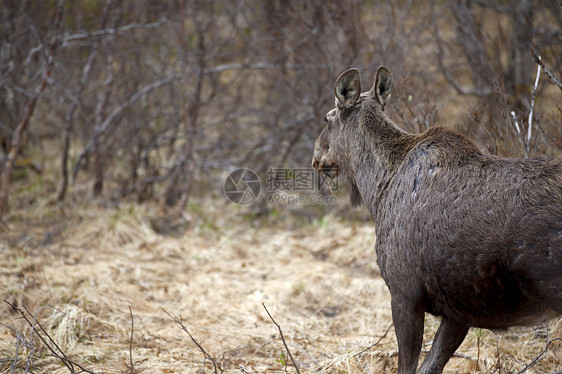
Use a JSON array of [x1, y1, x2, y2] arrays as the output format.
[[4, 300, 97, 374], [471, 0, 513, 15], [0, 0, 65, 220], [160, 307, 221, 374], [238, 364, 256, 374], [434, 25, 492, 97], [61, 17, 168, 44], [91, 44, 115, 196], [527, 57, 541, 148], [72, 74, 181, 180], [58, 0, 113, 201], [23, 44, 45, 67], [516, 338, 562, 374], [510, 111, 529, 157], [0, 321, 30, 373], [128, 306, 134, 374], [262, 303, 301, 374], [354, 323, 393, 357], [204, 62, 320, 74], [531, 50, 562, 92]]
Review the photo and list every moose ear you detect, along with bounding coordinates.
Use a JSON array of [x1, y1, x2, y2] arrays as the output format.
[[371, 65, 392, 107], [335, 68, 361, 110]]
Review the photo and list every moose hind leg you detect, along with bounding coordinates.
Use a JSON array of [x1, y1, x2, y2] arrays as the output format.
[[391, 296, 425, 374], [418, 318, 469, 374]]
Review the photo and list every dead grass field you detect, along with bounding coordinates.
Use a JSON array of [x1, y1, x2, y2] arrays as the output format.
[[1, 199, 561, 373]]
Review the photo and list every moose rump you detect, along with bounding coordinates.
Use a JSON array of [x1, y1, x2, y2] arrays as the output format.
[[378, 141, 562, 326]]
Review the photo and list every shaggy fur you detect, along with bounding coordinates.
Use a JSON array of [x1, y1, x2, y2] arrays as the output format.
[[312, 66, 562, 374]]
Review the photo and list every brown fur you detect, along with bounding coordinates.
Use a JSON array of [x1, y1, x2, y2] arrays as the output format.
[[312, 66, 562, 374]]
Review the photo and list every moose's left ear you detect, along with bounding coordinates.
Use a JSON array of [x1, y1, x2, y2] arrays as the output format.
[[370, 65, 393, 107]]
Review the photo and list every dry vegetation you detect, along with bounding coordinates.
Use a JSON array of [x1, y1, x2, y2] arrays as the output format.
[[1, 1, 561, 373], [1, 199, 561, 373]]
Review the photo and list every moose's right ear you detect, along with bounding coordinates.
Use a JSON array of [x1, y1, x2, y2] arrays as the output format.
[[335, 68, 361, 110], [371, 65, 393, 107]]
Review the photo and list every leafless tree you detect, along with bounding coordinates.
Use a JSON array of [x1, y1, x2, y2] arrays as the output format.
[[0, 0, 559, 217], [0, 0, 65, 219], [435, 0, 561, 156]]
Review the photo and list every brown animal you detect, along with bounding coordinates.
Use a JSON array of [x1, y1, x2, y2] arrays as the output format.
[[312, 66, 562, 374]]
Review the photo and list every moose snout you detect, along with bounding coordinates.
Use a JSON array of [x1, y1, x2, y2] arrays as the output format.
[[312, 155, 321, 170], [312, 155, 339, 176], [312, 155, 328, 171]]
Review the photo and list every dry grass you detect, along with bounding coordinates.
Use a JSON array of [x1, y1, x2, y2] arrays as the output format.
[[1, 200, 561, 374]]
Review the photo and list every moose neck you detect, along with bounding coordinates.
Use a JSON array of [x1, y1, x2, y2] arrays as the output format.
[[345, 106, 414, 219]]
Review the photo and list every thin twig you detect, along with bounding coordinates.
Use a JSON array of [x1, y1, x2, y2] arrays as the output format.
[[4, 300, 97, 374], [509, 111, 529, 157], [160, 307, 221, 374], [0, 322, 26, 373], [421, 347, 475, 361], [72, 74, 181, 180], [354, 323, 393, 357], [434, 25, 491, 97], [452, 352, 474, 360], [262, 303, 301, 374], [496, 340, 501, 373], [531, 50, 562, 92], [527, 55, 541, 151], [8, 301, 73, 372], [23, 305, 74, 372], [516, 338, 562, 374], [129, 306, 134, 374], [61, 16, 168, 44], [58, 0, 113, 201], [238, 364, 256, 374]]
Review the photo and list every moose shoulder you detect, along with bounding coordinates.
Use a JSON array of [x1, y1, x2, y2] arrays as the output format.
[[312, 66, 562, 374]]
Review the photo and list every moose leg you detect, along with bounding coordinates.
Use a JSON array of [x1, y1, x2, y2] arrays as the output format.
[[418, 318, 469, 374], [391, 296, 425, 374]]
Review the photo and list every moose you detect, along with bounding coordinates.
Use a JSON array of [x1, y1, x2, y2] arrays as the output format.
[[312, 66, 562, 374]]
